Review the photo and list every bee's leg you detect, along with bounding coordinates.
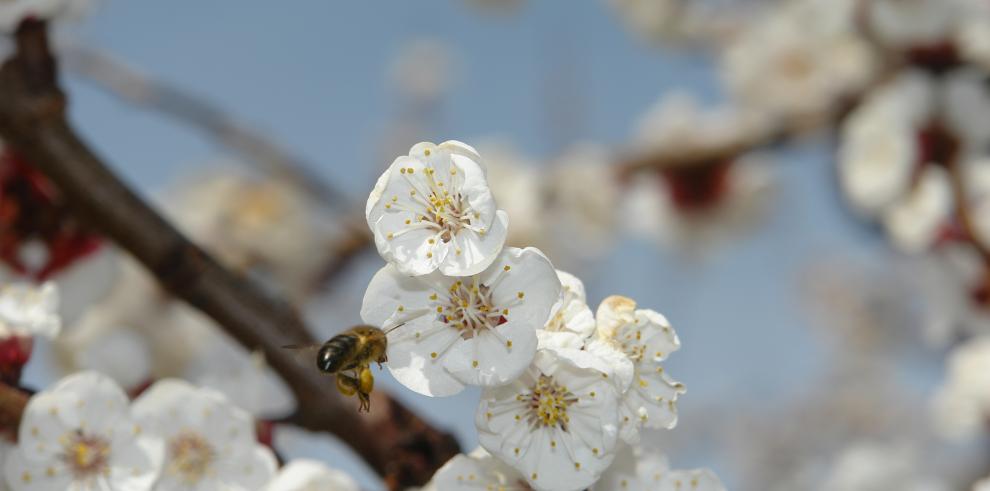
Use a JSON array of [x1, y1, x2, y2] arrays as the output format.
[[356, 365, 374, 413], [377, 352, 387, 369], [335, 372, 358, 398]]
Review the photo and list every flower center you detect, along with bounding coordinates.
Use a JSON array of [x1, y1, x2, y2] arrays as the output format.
[[60, 431, 110, 479], [526, 375, 577, 430], [441, 278, 509, 339], [168, 431, 216, 485], [392, 165, 480, 245]]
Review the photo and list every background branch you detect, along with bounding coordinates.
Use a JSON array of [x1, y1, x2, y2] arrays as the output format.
[[0, 20, 457, 490], [60, 43, 349, 213]]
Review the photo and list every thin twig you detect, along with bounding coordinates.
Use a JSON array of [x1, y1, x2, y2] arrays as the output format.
[[0, 20, 457, 490], [59, 44, 350, 212]]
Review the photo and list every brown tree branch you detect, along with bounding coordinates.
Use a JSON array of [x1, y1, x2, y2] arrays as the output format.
[[0, 20, 457, 490], [0, 383, 28, 433]]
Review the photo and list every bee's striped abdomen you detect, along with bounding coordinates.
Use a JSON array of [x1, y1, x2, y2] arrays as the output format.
[[317, 334, 358, 373]]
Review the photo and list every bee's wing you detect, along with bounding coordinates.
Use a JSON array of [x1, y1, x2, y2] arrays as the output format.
[[282, 343, 322, 367]]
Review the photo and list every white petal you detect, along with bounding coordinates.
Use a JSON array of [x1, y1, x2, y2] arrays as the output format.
[[882, 166, 952, 253], [18, 392, 78, 462], [4, 449, 72, 491], [428, 449, 521, 490], [386, 327, 466, 397], [484, 247, 561, 331], [265, 459, 359, 491], [440, 140, 484, 172], [49, 371, 129, 438], [366, 165, 392, 221], [212, 445, 278, 491], [543, 270, 596, 339], [106, 435, 164, 491], [443, 321, 537, 387], [0, 282, 60, 338], [657, 468, 727, 491]]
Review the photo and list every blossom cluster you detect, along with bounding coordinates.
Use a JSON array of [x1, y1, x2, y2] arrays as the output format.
[[363, 141, 722, 490], [0, 371, 359, 491], [0, 283, 360, 491]]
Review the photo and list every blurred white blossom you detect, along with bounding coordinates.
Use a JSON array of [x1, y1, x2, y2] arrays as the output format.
[[722, 0, 877, 128], [0, 282, 59, 339], [865, 0, 957, 51], [591, 443, 670, 491], [132, 379, 276, 491], [472, 141, 542, 248], [881, 166, 952, 253], [368, 141, 509, 277], [4, 371, 163, 491], [264, 460, 359, 491], [837, 69, 990, 252], [389, 39, 455, 104], [622, 156, 774, 253], [169, 170, 335, 300], [631, 92, 767, 163], [362, 247, 560, 397], [476, 348, 620, 491], [932, 336, 990, 440], [541, 144, 620, 262], [0, 0, 91, 32], [821, 441, 948, 491]]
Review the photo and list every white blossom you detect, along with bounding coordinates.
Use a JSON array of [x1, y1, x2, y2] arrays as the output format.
[[541, 270, 595, 339], [932, 336, 990, 440], [0, 0, 90, 32], [837, 80, 920, 217], [388, 39, 455, 104], [4, 371, 163, 491], [957, 0, 990, 69], [75, 329, 151, 391], [168, 169, 335, 299], [472, 141, 542, 249], [881, 166, 952, 253], [475, 349, 620, 491], [132, 379, 277, 491], [821, 441, 948, 491], [975, 477, 990, 491], [593, 444, 728, 491], [541, 144, 620, 261], [362, 247, 560, 397], [722, 0, 877, 127], [425, 447, 528, 490], [264, 460, 359, 491], [0, 282, 59, 339], [865, 0, 958, 50], [630, 92, 767, 163], [367, 141, 509, 277], [595, 295, 684, 443], [591, 443, 669, 491], [656, 469, 727, 491]]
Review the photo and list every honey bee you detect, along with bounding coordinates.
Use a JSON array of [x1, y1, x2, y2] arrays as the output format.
[[285, 324, 399, 412]]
